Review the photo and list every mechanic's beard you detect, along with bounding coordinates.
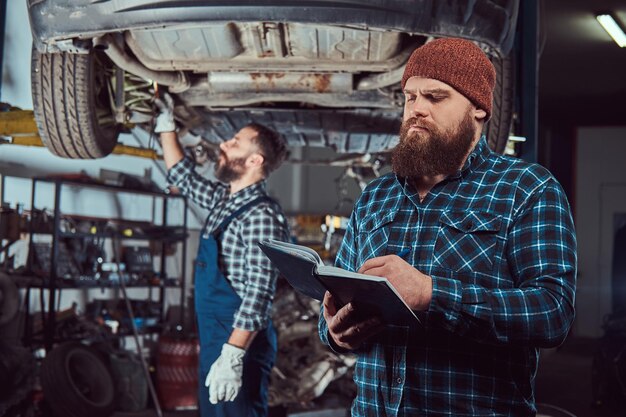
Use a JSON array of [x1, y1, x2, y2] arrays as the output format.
[[391, 110, 477, 178], [214, 153, 246, 183]]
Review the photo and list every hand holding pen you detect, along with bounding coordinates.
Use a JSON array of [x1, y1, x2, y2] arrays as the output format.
[[358, 248, 433, 311]]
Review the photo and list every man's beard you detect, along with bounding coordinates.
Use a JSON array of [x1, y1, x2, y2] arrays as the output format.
[[214, 152, 246, 183], [391, 109, 477, 178]]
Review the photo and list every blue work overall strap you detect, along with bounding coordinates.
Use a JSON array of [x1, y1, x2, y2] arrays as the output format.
[[195, 195, 277, 417], [211, 196, 276, 239]]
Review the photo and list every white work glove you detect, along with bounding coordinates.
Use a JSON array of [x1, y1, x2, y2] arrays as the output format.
[[205, 343, 246, 404], [153, 92, 176, 133]]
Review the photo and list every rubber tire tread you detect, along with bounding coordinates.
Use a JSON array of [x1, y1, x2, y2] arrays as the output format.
[[40, 342, 116, 417], [31, 48, 118, 159], [486, 54, 514, 155]]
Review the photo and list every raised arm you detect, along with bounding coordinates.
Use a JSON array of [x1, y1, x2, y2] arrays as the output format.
[[155, 94, 225, 209]]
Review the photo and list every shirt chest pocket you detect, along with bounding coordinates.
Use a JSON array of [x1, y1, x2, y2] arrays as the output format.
[[356, 211, 395, 267], [434, 210, 502, 273]]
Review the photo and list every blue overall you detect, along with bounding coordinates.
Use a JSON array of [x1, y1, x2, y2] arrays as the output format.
[[195, 197, 277, 417]]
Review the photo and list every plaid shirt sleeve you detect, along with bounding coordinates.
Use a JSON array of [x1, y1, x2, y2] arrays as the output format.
[[166, 156, 225, 209], [429, 177, 577, 348], [234, 204, 290, 331]]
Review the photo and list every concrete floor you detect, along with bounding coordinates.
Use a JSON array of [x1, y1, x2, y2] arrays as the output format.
[[112, 336, 623, 417]]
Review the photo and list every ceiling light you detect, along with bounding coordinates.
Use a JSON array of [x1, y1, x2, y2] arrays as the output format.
[[596, 14, 626, 48]]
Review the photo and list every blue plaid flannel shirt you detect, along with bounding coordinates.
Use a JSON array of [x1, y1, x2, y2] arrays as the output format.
[[319, 137, 577, 416], [168, 157, 289, 331]]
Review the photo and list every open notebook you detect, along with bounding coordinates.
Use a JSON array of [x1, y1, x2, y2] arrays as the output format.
[[258, 239, 421, 326]]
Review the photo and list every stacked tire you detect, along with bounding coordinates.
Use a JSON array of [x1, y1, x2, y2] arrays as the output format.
[[40, 342, 116, 417]]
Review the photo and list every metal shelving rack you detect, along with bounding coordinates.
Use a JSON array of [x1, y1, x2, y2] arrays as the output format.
[[24, 176, 188, 351]]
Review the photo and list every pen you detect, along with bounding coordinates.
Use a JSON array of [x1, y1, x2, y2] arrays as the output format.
[[398, 248, 410, 258]]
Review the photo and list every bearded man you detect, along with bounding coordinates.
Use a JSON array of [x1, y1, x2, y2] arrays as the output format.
[[318, 38, 577, 416], [155, 98, 289, 417]]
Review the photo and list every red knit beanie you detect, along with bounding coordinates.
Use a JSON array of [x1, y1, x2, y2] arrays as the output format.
[[401, 38, 496, 120]]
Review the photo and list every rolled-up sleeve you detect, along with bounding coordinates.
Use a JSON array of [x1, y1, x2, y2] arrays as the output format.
[[167, 157, 225, 209]]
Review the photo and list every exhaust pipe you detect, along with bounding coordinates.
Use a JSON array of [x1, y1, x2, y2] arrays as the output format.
[[94, 34, 190, 93], [356, 65, 405, 91]]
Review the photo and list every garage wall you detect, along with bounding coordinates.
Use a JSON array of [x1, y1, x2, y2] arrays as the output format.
[[575, 126, 626, 338], [1, 0, 30, 109], [268, 146, 364, 217]]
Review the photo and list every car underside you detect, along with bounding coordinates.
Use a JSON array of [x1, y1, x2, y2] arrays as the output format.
[[28, 0, 518, 159]]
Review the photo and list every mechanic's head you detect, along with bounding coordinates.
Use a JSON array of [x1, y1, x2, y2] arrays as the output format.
[[392, 37, 496, 178], [401, 37, 495, 121], [246, 123, 288, 177], [216, 123, 287, 183]]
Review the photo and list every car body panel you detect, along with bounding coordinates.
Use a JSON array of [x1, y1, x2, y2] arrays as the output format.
[[127, 23, 405, 72], [29, 0, 518, 56]]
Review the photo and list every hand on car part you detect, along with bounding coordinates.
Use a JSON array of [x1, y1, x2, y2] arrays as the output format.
[[153, 92, 176, 133], [205, 343, 246, 404], [323, 291, 385, 351], [359, 255, 433, 311]]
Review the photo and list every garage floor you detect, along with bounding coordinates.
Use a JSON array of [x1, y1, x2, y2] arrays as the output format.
[[535, 336, 622, 417], [111, 336, 620, 417]]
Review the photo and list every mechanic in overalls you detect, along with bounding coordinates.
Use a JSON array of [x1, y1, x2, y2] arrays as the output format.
[[155, 94, 290, 417]]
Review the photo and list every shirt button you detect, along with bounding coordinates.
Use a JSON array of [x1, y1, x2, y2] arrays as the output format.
[[396, 377, 403, 384]]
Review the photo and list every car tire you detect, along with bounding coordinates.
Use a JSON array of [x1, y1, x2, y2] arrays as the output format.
[[486, 54, 514, 154], [31, 47, 120, 159], [40, 342, 116, 417]]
